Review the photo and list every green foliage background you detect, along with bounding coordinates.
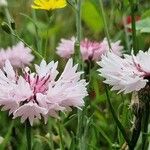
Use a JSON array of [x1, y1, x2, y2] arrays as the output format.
[[0, 0, 150, 149]]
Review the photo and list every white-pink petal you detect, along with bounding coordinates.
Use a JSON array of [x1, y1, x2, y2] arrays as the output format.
[[13, 102, 48, 126]]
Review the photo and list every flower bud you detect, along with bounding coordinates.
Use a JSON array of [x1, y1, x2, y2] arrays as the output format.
[[1, 22, 12, 34]]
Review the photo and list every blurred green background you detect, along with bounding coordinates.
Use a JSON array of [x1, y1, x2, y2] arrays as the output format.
[[0, 0, 150, 149]]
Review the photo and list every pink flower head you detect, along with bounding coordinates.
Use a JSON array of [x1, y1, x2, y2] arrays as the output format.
[[56, 37, 123, 61], [80, 38, 123, 61], [80, 39, 101, 61], [0, 59, 87, 125], [98, 50, 150, 94], [0, 42, 34, 68], [100, 38, 123, 57], [56, 37, 75, 58]]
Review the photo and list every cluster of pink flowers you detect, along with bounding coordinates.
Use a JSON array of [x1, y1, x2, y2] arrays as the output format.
[[98, 50, 150, 94], [0, 42, 34, 68], [0, 59, 88, 125], [56, 37, 123, 61]]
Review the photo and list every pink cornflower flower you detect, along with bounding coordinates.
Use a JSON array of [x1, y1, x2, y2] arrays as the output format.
[[80, 39, 101, 61], [56, 37, 123, 61], [0, 59, 87, 125], [0, 42, 34, 68], [98, 50, 150, 94], [56, 37, 75, 58], [100, 38, 123, 57]]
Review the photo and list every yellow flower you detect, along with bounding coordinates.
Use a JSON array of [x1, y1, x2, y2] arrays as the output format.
[[32, 0, 67, 10]]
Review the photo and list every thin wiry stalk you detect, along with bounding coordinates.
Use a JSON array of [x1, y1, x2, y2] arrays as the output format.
[[105, 85, 131, 147], [130, 107, 143, 149], [25, 120, 32, 150], [99, 0, 111, 49], [142, 101, 149, 150], [58, 121, 64, 150], [129, 0, 138, 53], [31, 10, 40, 51], [4, 7, 15, 43], [11, 32, 43, 59], [75, 0, 82, 61]]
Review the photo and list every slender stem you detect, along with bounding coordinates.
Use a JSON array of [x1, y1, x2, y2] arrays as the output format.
[[142, 101, 149, 150], [93, 123, 112, 146], [58, 121, 64, 150], [0, 120, 14, 150], [25, 120, 32, 150], [44, 33, 48, 59], [99, 0, 111, 49], [75, 0, 82, 60], [129, 0, 137, 53], [76, 0, 83, 142], [76, 0, 81, 45], [122, 14, 131, 52], [4, 7, 15, 43], [104, 85, 131, 147], [75, 1, 85, 149], [130, 114, 143, 149], [48, 120, 54, 150], [76, 109, 83, 139], [32, 10, 40, 51], [11, 32, 43, 59], [43, 12, 53, 59]]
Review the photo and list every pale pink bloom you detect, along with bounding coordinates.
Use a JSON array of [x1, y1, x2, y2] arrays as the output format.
[[0, 59, 87, 125], [80, 39, 101, 61], [100, 38, 123, 57], [0, 42, 34, 68], [80, 38, 123, 61], [56, 37, 75, 58], [98, 50, 150, 94], [56, 37, 123, 61]]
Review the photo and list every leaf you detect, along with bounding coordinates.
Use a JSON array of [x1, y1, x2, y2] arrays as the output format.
[[0, 120, 14, 150], [82, 1, 104, 33], [142, 10, 150, 18]]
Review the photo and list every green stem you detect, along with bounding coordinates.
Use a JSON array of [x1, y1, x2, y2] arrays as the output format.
[[129, 0, 137, 53], [48, 120, 54, 150], [130, 107, 143, 150], [75, 1, 85, 149], [32, 10, 40, 51], [11, 32, 43, 59], [142, 101, 149, 150], [104, 85, 131, 147], [76, 109, 83, 139], [99, 0, 111, 49], [4, 7, 15, 43], [43, 12, 53, 59], [75, 0, 82, 60], [58, 121, 64, 150], [93, 123, 112, 146], [122, 14, 131, 52], [25, 120, 32, 150], [0, 120, 14, 150], [76, 0, 81, 44]]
